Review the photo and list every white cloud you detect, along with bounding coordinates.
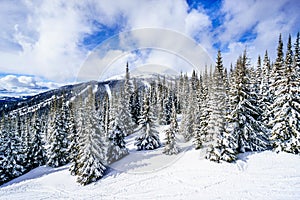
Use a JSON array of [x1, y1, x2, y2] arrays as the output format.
[[0, 0, 92, 82], [1, 0, 299, 85], [218, 0, 300, 68], [0, 0, 215, 83], [0, 74, 61, 97], [185, 9, 211, 37]]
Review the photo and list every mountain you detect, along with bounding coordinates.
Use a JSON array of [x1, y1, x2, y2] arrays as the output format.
[[0, 74, 166, 114]]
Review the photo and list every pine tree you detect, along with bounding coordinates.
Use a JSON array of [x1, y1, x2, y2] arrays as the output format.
[[261, 50, 272, 125], [157, 76, 166, 125], [164, 87, 173, 125], [77, 87, 106, 185], [269, 34, 285, 109], [107, 120, 129, 164], [131, 78, 141, 124], [194, 68, 211, 149], [1, 116, 26, 182], [206, 50, 227, 162], [193, 75, 205, 150], [180, 85, 196, 141], [0, 114, 10, 184], [227, 51, 268, 154], [46, 97, 69, 167], [270, 34, 300, 154], [163, 101, 180, 155], [107, 93, 129, 164], [18, 114, 32, 170], [255, 55, 262, 99], [28, 112, 46, 169], [119, 62, 135, 135], [135, 89, 161, 150], [68, 101, 80, 176], [294, 32, 300, 74], [102, 95, 110, 136]]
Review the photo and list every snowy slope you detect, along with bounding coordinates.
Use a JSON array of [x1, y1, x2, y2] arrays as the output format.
[[1, 126, 300, 200]]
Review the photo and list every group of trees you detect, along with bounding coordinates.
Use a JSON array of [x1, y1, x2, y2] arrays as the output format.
[[1, 33, 299, 186], [0, 112, 45, 185], [181, 33, 300, 162]]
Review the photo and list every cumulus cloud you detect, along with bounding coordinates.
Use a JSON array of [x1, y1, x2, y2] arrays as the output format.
[[218, 0, 300, 67], [0, 0, 92, 82], [0, 0, 215, 83], [0, 0, 299, 85], [0, 75, 61, 97]]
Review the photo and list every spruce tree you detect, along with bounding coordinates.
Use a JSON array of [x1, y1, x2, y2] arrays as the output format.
[[261, 50, 272, 125], [227, 52, 268, 154], [135, 89, 161, 150], [0, 114, 10, 184], [195, 68, 211, 149], [77, 87, 106, 185], [206, 50, 227, 162], [131, 78, 141, 124], [107, 120, 129, 164], [163, 101, 180, 155], [270, 34, 300, 154], [119, 62, 135, 135], [163, 87, 173, 125], [157, 76, 166, 125], [107, 93, 129, 164], [68, 101, 80, 176], [46, 97, 69, 167], [28, 112, 46, 169], [1, 116, 26, 182], [180, 86, 196, 141], [294, 32, 300, 74]]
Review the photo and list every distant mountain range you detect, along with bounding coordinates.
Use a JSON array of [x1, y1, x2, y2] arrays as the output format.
[[0, 73, 173, 114]]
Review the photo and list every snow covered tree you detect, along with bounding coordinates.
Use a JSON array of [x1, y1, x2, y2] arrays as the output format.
[[28, 112, 46, 169], [205, 132, 237, 163], [107, 93, 129, 164], [68, 101, 80, 176], [180, 85, 196, 141], [269, 34, 285, 107], [157, 76, 166, 125], [46, 97, 69, 167], [206, 50, 227, 161], [102, 95, 110, 136], [226, 51, 268, 154], [107, 121, 129, 164], [131, 78, 141, 124], [163, 101, 180, 155], [194, 68, 210, 149], [76, 87, 107, 185], [270, 34, 300, 154], [0, 114, 10, 184], [0, 116, 26, 183], [135, 89, 161, 150], [294, 32, 300, 74], [119, 62, 135, 135], [261, 50, 272, 125], [255, 55, 262, 99], [163, 87, 173, 125]]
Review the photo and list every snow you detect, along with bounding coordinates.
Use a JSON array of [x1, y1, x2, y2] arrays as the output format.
[[104, 84, 111, 99], [1, 127, 300, 199]]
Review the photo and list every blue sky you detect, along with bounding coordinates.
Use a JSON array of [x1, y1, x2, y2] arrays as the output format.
[[0, 0, 299, 85]]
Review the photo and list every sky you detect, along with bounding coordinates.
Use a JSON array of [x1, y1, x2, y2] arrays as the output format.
[[0, 0, 299, 91]]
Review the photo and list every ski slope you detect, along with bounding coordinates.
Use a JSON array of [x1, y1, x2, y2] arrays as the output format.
[[1, 127, 300, 200]]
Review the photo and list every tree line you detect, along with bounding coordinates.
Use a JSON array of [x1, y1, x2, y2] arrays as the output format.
[[0, 33, 299, 185]]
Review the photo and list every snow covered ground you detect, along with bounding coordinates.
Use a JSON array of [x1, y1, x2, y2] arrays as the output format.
[[1, 126, 300, 200]]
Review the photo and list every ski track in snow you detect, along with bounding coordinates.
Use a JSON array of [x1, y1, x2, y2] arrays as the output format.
[[1, 126, 300, 199]]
